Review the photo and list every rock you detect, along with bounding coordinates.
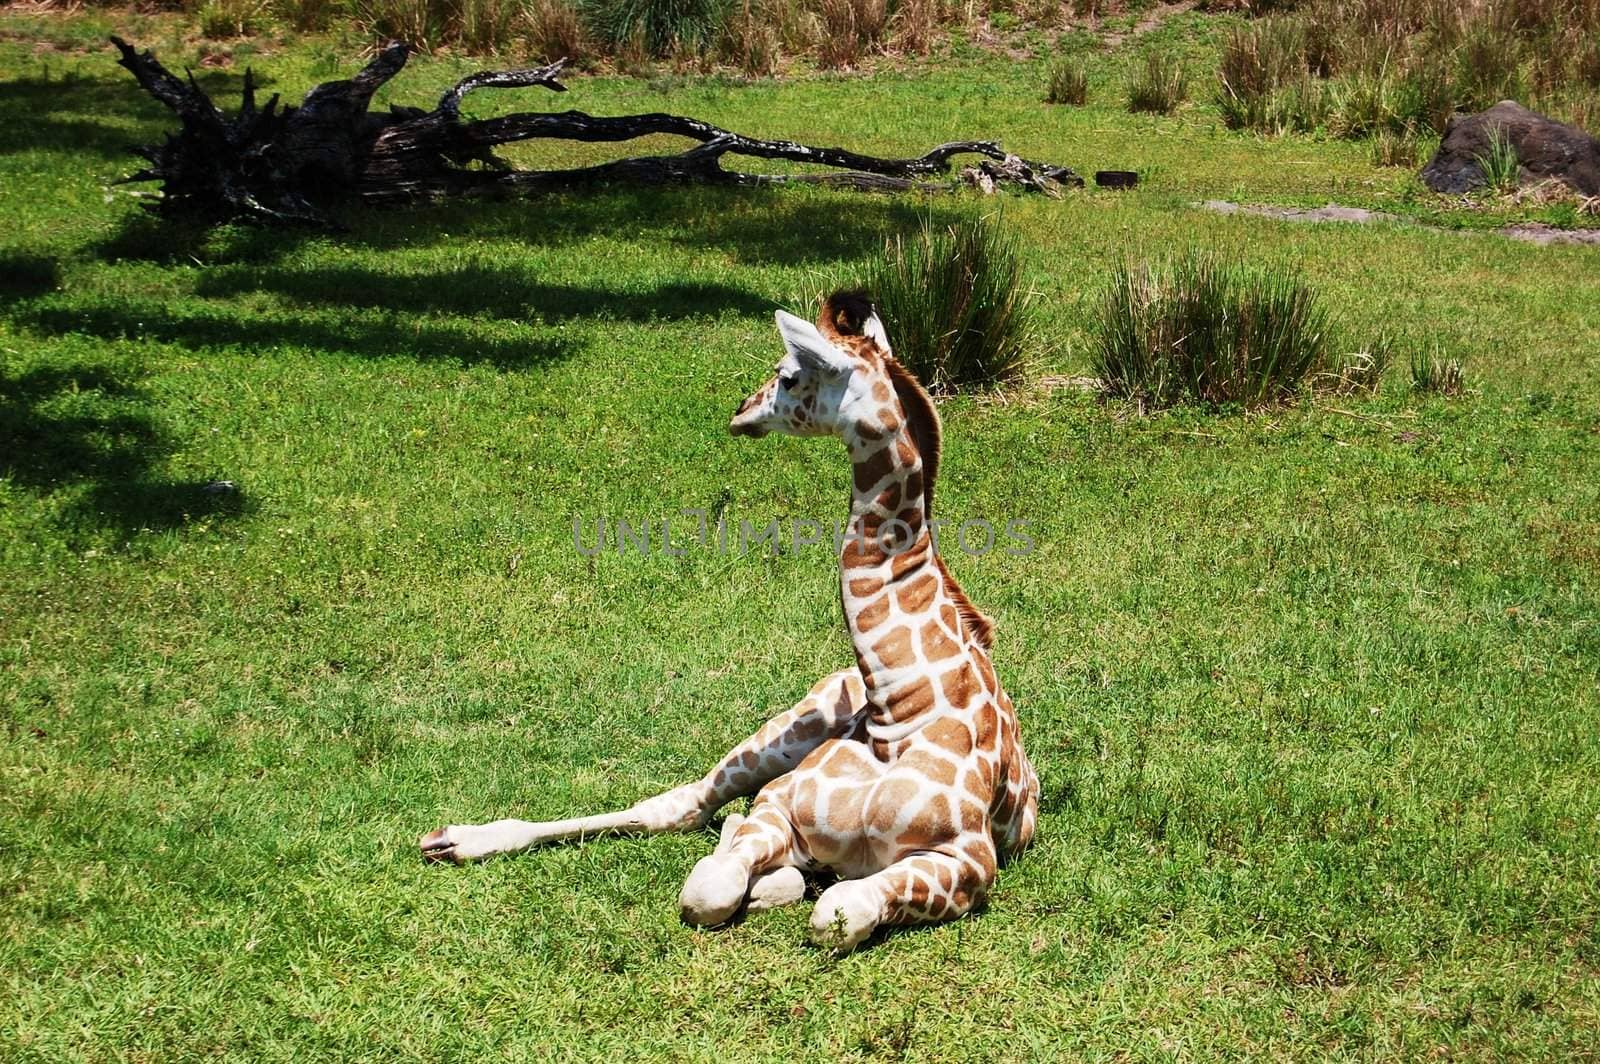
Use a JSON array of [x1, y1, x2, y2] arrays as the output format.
[[1420, 101, 1600, 196]]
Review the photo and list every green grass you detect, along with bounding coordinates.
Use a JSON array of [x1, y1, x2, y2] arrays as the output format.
[[3, 11, 1600, 1060]]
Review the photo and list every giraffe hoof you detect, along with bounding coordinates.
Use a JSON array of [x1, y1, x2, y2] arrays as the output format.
[[747, 866, 806, 913], [679, 853, 750, 926], [419, 827, 462, 864], [810, 883, 880, 952]]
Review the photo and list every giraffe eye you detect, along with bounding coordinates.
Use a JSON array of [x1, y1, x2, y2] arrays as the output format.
[[779, 373, 799, 390]]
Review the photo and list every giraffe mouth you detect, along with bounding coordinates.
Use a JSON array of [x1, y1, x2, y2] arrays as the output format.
[[729, 420, 769, 438]]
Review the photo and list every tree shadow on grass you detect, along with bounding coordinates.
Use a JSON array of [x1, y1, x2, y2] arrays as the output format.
[[0, 363, 247, 535], [0, 67, 267, 163], [93, 185, 969, 271], [192, 265, 774, 322], [14, 297, 583, 371]]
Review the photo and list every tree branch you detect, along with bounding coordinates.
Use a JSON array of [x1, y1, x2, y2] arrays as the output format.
[[110, 40, 1084, 227]]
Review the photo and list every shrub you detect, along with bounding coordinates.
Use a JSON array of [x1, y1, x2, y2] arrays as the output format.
[[866, 213, 1034, 393], [1129, 50, 1188, 114], [1411, 347, 1465, 395], [1045, 57, 1088, 105], [1093, 250, 1332, 409], [1474, 127, 1521, 193], [582, 0, 734, 56]]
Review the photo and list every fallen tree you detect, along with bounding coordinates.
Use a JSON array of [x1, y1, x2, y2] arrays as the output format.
[[110, 38, 1084, 227]]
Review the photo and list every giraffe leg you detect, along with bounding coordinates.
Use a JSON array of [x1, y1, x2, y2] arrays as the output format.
[[713, 812, 806, 915], [419, 670, 864, 864], [810, 849, 992, 952], [712, 814, 806, 913], [679, 801, 803, 926]]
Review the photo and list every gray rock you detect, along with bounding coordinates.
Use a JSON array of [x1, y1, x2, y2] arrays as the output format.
[[1420, 101, 1600, 196]]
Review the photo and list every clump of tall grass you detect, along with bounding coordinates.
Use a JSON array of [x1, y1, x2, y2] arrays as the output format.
[[1217, 18, 1307, 118], [456, 0, 521, 53], [718, 0, 779, 75], [1371, 128, 1424, 166], [813, 0, 889, 69], [521, 0, 593, 64], [1093, 250, 1334, 409], [1128, 50, 1188, 114], [354, 0, 447, 49], [1045, 57, 1088, 105], [867, 213, 1034, 393], [1473, 127, 1521, 193], [1318, 339, 1395, 395], [583, 0, 734, 56], [1455, 20, 1524, 111], [198, 0, 268, 38], [889, 0, 939, 56], [1411, 347, 1465, 395], [272, 0, 340, 31], [1215, 0, 1600, 144]]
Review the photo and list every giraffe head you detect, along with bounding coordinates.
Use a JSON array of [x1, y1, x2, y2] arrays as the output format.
[[729, 290, 901, 442]]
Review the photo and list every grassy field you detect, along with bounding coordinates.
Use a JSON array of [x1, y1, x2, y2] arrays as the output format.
[[3, 8, 1600, 1060]]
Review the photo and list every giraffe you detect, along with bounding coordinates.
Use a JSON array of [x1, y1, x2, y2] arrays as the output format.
[[420, 291, 1038, 950]]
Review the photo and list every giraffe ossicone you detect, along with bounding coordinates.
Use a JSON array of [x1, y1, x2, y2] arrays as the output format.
[[421, 290, 1039, 951]]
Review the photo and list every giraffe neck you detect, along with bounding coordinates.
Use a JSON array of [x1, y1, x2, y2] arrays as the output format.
[[840, 422, 951, 739]]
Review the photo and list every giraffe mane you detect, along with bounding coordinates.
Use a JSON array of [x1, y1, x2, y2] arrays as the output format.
[[821, 290, 996, 650]]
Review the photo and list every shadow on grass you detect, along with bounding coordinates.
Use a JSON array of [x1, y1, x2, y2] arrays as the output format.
[[94, 185, 968, 269], [0, 67, 266, 163], [193, 265, 774, 322], [14, 298, 583, 371], [0, 363, 247, 534], [0, 254, 61, 301]]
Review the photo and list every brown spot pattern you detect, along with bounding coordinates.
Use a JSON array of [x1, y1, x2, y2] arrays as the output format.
[[920, 621, 961, 662], [871, 626, 913, 667], [895, 571, 938, 614], [855, 593, 891, 632]]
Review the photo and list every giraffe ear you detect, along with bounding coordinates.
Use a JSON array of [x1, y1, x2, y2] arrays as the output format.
[[776, 310, 854, 377]]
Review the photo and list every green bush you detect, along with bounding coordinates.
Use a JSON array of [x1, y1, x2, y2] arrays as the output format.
[[1093, 250, 1333, 409], [866, 213, 1034, 393]]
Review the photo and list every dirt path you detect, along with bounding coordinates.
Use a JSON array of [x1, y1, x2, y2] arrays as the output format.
[[1199, 200, 1600, 247]]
